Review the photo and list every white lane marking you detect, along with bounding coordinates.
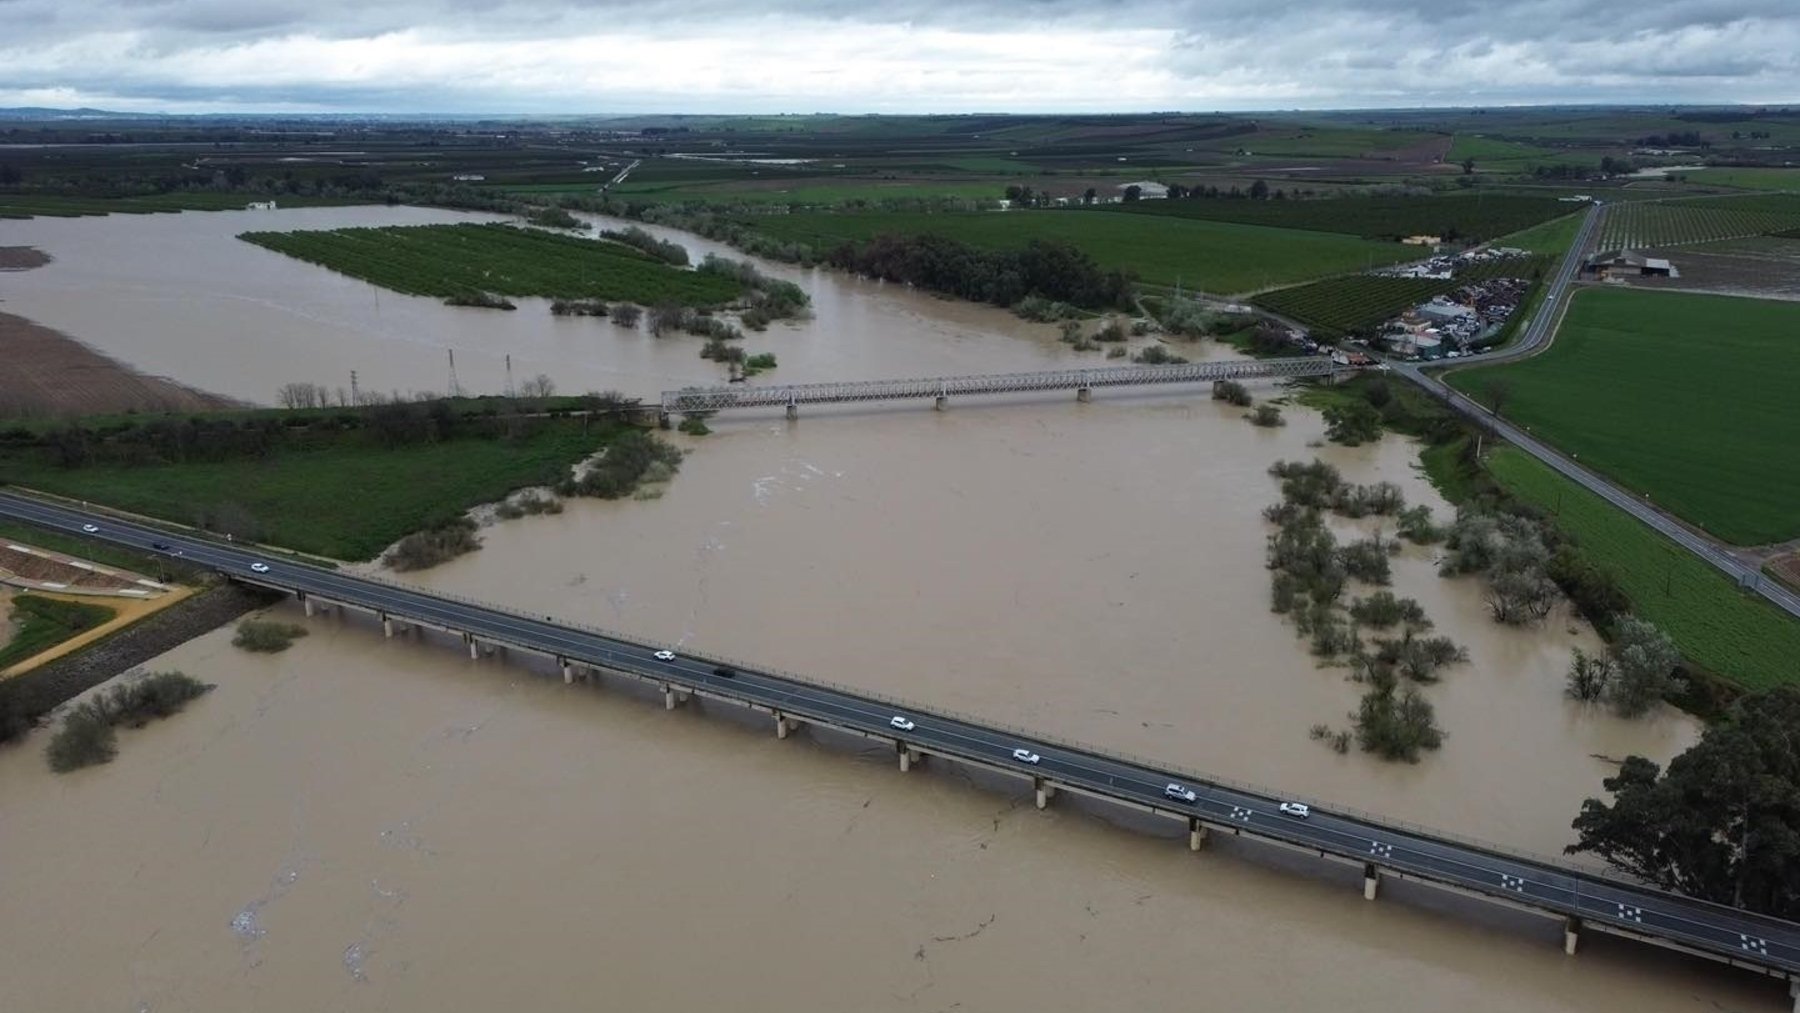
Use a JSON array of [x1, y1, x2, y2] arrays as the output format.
[[1500, 874, 1524, 892], [1229, 806, 1253, 822], [1369, 842, 1394, 858], [1740, 934, 1768, 955], [1617, 904, 1644, 923]]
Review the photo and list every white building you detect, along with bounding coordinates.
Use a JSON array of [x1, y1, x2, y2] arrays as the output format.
[[244, 201, 277, 211], [1117, 181, 1169, 200]]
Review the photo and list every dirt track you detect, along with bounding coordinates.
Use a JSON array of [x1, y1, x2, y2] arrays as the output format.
[[0, 311, 239, 418]]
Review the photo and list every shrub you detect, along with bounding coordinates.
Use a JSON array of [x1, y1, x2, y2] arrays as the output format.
[[1093, 317, 1128, 342], [46, 671, 212, 772], [1133, 345, 1188, 365], [678, 414, 712, 435], [529, 206, 583, 229], [1354, 686, 1445, 762], [46, 701, 115, 772], [1566, 647, 1615, 701], [599, 225, 688, 265], [384, 516, 481, 571], [1349, 591, 1432, 631], [1324, 400, 1383, 445], [550, 298, 609, 317], [232, 620, 310, 653], [444, 291, 516, 310], [1396, 504, 1444, 544], [1213, 380, 1253, 406], [1248, 404, 1286, 427], [1337, 536, 1397, 585], [611, 304, 643, 327], [743, 353, 778, 375]]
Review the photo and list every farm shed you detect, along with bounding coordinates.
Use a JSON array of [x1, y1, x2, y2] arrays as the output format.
[[1582, 250, 1675, 279]]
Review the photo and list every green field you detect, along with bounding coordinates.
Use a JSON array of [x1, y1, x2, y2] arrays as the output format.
[[745, 210, 1414, 294], [1495, 212, 1585, 256], [0, 193, 368, 219], [1597, 195, 1800, 249], [1449, 288, 1800, 545], [0, 420, 619, 561], [1685, 168, 1800, 192], [1109, 194, 1568, 242], [609, 178, 1005, 205], [1486, 448, 1800, 691], [0, 594, 118, 671], [239, 223, 741, 305]]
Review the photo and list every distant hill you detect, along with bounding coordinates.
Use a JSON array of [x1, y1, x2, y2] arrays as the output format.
[[0, 107, 157, 120]]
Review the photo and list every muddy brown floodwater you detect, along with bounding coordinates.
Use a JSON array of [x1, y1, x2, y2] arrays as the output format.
[[0, 209, 1780, 1011]]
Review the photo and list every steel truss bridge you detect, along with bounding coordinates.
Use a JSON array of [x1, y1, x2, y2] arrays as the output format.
[[660, 356, 1341, 417]]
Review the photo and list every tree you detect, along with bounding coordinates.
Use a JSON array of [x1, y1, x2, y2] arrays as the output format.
[[1482, 378, 1514, 417], [519, 374, 556, 399], [1248, 179, 1270, 200], [1123, 185, 1141, 202], [1323, 401, 1382, 446], [1565, 647, 1614, 701], [1568, 687, 1800, 916], [1082, 187, 1097, 205], [1461, 158, 1476, 175], [1606, 616, 1683, 717]]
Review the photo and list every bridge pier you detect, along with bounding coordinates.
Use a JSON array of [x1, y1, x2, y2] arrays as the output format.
[[382, 614, 394, 638], [1034, 777, 1056, 810], [775, 712, 794, 739], [302, 594, 314, 618], [1189, 817, 1209, 851], [1076, 386, 1091, 403], [1563, 916, 1581, 956], [663, 684, 688, 710], [898, 745, 922, 772], [561, 657, 573, 684], [934, 395, 947, 411], [657, 411, 671, 430], [785, 403, 798, 421], [1362, 863, 1381, 900], [465, 634, 479, 660], [1789, 978, 1798, 1013]]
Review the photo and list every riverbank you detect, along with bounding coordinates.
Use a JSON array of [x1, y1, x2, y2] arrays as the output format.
[[0, 311, 238, 418]]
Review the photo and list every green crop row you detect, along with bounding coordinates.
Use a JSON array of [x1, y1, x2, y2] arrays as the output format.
[[238, 223, 742, 305], [1109, 194, 1569, 242]]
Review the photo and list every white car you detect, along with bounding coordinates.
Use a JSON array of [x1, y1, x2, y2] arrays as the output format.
[[249, 562, 270, 573], [653, 650, 676, 662], [1011, 748, 1041, 765], [81, 523, 99, 533], [1163, 783, 1198, 804], [889, 716, 916, 732], [1278, 802, 1311, 819]]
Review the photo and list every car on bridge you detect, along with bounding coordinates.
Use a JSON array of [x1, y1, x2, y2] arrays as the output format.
[[1163, 783, 1197, 803], [81, 523, 98, 533], [250, 562, 270, 573], [1278, 802, 1311, 819], [1011, 748, 1041, 764], [713, 666, 736, 678], [653, 650, 676, 662], [889, 716, 916, 732]]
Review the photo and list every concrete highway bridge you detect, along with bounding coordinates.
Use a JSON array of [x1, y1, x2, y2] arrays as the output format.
[[4, 488, 1797, 1008], [659, 356, 1340, 422]]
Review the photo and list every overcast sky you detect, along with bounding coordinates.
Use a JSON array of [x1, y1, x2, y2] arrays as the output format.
[[1, 0, 1796, 113]]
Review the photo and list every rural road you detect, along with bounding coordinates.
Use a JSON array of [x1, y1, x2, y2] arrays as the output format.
[[1389, 203, 1800, 620]]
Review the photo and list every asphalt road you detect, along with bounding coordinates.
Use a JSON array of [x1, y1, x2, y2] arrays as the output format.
[[1390, 204, 1800, 620], [4, 488, 1797, 978]]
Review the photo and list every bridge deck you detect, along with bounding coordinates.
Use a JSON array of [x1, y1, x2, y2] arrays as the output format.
[[661, 356, 1338, 413]]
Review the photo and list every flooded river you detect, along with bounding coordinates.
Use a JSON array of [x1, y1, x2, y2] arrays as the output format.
[[0, 208, 1772, 1010]]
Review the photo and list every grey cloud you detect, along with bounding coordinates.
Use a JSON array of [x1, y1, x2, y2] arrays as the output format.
[[0, 0, 1795, 111]]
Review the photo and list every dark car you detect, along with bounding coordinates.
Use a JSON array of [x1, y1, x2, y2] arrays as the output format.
[[713, 666, 737, 679], [151, 541, 171, 551]]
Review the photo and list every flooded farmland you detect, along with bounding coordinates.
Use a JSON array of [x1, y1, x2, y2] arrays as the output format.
[[0, 207, 1780, 1011]]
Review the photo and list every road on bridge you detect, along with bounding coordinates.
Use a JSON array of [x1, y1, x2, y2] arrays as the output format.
[[2, 487, 1798, 986]]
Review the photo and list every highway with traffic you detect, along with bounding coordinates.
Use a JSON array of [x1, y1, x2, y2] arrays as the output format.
[[3, 487, 1797, 986]]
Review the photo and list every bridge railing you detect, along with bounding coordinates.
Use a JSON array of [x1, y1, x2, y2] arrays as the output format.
[[661, 357, 1337, 413], [343, 564, 1654, 890]]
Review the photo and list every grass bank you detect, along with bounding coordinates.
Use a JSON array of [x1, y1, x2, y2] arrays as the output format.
[[0, 594, 118, 671], [0, 402, 648, 561], [1446, 288, 1800, 545], [1485, 447, 1800, 693]]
